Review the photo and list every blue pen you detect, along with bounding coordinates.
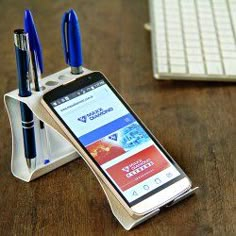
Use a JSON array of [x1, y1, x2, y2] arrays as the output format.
[[61, 9, 83, 74], [24, 10, 43, 91], [24, 10, 50, 164], [14, 29, 36, 170]]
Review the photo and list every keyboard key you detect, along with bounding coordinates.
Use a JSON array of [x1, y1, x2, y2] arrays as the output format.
[[187, 48, 202, 55], [206, 62, 223, 75], [155, 28, 165, 34], [199, 19, 214, 28], [168, 30, 182, 37], [183, 15, 197, 22], [168, 37, 183, 44], [205, 54, 220, 61], [169, 50, 185, 58], [158, 64, 169, 73], [221, 44, 236, 51], [183, 22, 198, 29], [185, 33, 200, 41], [201, 27, 216, 34], [169, 43, 184, 50], [157, 57, 168, 64], [184, 28, 199, 34], [219, 37, 235, 44], [217, 23, 232, 31], [218, 30, 233, 37], [170, 65, 186, 74], [201, 33, 217, 40], [202, 40, 218, 48], [224, 59, 236, 75], [204, 47, 219, 54], [187, 55, 203, 62], [170, 58, 185, 65], [156, 37, 166, 43], [157, 44, 167, 50], [222, 51, 236, 59], [200, 25, 215, 32], [189, 63, 205, 74], [214, 11, 229, 18], [157, 50, 167, 57], [186, 40, 201, 48]]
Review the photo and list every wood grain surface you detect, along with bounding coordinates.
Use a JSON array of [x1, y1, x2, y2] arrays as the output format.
[[0, 0, 235, 235]]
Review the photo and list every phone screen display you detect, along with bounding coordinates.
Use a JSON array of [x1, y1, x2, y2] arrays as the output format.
[[50, 78, 182, 206]]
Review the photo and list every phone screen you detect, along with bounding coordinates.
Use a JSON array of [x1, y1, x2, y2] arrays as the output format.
[[49, 76, 183, 206]]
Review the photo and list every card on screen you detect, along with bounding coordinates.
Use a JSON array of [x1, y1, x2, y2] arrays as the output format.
[[106, 145, 170, 191]]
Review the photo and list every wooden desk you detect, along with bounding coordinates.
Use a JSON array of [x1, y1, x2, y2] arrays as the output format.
[[0, 1, 235, 235]]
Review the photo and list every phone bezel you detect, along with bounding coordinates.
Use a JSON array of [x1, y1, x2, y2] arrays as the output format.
[[43, 72, 188, 207]]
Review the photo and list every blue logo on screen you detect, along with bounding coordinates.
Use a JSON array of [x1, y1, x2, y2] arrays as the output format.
[[78, 107, 113, 123], [78, 116, 87, 123], [108, 133, 118, 141]]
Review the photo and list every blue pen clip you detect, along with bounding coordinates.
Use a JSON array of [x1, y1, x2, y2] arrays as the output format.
[[61, 9, 83, 74], [24, 10, 44, 74]]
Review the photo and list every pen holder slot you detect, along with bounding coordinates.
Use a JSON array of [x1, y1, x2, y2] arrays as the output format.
[[4, 67, 198, 229]]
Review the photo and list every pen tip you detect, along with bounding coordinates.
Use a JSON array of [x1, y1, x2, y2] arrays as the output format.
[[24, 9, 32, 19], [24, 9, 33, 30], [69, 9, 78, 21]]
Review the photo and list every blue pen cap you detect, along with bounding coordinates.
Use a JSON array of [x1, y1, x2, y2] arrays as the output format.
[[61, 9, 83, 68], [24, 10, 44, 73]]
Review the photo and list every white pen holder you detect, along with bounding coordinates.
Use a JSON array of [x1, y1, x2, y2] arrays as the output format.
[[4, 67, 92, 181], [4, 67, 198, 230]]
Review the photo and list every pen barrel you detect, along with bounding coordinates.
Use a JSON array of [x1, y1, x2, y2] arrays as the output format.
[[14, 30, 31, 97], [31, 51, 41, 91], [68, 22, 83, 67], [61, 10, 83, 71], [20, 102, 36, 159]]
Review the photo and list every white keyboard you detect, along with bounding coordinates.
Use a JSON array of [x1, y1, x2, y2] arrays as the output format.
[[149, 0, 236, 81]]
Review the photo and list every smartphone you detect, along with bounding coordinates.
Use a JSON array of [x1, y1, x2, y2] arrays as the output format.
[[42, 72, 191, 216]]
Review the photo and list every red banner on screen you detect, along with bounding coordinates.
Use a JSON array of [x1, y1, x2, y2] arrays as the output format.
[[106, 145, 170, 191]]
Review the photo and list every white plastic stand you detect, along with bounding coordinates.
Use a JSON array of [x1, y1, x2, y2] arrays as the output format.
[[4, 67, 92, 181], [4, 67, 198, 230]]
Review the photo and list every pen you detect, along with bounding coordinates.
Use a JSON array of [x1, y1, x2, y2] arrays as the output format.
[[61, 9, 83, 74], [14, 29, 36, 170], [24, 10, 50, 164]]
